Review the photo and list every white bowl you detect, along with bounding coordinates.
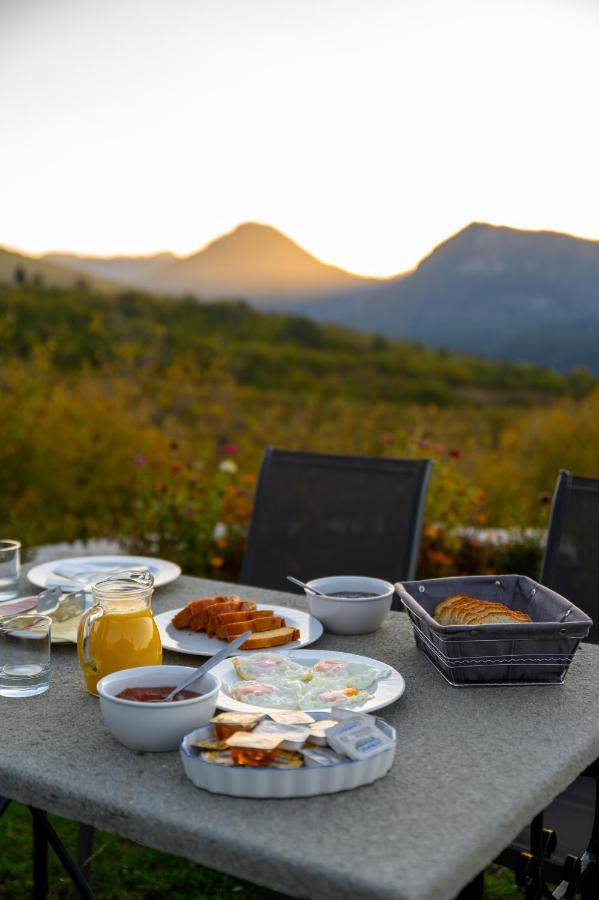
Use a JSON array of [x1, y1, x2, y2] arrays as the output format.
[[97, 665, 220, 752], [180, 713, 396, 797], [304, 576, 395, 635]]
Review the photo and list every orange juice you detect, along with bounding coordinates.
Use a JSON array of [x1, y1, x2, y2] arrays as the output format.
[[77, 575, 162, 695]]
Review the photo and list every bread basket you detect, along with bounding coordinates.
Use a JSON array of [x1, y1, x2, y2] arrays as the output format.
[[396, 575, 592, 687]]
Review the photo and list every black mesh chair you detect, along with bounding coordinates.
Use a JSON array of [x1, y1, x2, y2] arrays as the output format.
[[240, 448, 433, 591], [499, 471, 599, 897]]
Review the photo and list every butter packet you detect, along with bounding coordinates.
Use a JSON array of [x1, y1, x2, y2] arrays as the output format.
[[270, 750, 304, 769], [253, 720, 310, 751], [201, 750, 235, 766], [226, 731, 284, 751], [325, 715, 395, 761], [306, 719, 339, 746], [301, 746, 346, 767], [267, 710, 315, 726]]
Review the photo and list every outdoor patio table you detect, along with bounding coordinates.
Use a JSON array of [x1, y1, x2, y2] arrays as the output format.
[[2, 566, 599, 900]]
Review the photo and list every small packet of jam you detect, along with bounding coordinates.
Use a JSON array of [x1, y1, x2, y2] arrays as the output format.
[[267, 711, 315, 726], [192, 738, 229, 752], [301, 746, 346, 767], [226, 730, 284, 767], [325, 716, 395, 761], [200, 750, 235, 766], [253, 720, 310, 751], [211, 712, 263, 740], [306, 719, 339, 746]]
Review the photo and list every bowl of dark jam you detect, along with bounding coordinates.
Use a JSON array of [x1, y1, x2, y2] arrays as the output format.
[[302, 576, 395, 635]]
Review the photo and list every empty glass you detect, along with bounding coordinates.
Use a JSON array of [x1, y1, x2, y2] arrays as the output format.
[[0, 614, 51, 697], [0, 540, 20, 602]]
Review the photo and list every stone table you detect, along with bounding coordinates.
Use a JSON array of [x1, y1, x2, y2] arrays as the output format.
[[2, 568, 599, 900]]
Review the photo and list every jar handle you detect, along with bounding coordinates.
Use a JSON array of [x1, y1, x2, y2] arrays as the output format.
[[80, 605, 103, 672]]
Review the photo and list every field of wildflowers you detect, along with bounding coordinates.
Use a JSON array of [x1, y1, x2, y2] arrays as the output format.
[[2, 283, 598, 580]]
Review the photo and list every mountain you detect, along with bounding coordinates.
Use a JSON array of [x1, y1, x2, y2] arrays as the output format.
[[31, 220, 599, 371], [0, 245, 116, 292], [45, 251, 176, 288], [44, 223, 381, 304], [302, 223, 599, 371]]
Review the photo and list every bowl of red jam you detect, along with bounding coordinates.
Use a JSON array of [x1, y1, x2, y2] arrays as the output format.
[[97, 665, 220, 752]]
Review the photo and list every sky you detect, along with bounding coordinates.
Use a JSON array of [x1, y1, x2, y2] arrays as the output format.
[[1, 0, 599, 276]]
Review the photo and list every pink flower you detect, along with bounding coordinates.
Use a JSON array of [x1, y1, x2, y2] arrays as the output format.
[[220, 443, 237, 456], [134, 455, 147, 466]]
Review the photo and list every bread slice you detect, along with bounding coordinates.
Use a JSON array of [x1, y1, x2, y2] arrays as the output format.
[[235, 626, 300, 650], [435, 594, 480, 625], [435, 594, 534, 626], [212, 609, 272, 628], [172, 597, 222, 630], [219, 616, 285, 640], [205, 600, 256, 635]]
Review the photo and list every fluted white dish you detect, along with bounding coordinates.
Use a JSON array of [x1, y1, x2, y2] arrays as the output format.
[[180, 712, 396, 798]]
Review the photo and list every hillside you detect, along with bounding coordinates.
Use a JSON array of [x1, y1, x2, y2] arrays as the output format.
[[0, 282, 591, 404], [44, 223, 380, 304], [304, 224, 599, 371], [0, 245, 117, 292]]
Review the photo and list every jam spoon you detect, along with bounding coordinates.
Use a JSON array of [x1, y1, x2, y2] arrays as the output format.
[[164, 629, 253, 702]]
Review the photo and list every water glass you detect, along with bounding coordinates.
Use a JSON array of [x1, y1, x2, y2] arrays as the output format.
[[0, 614, 51, 697], [0, 540, 21, 602]]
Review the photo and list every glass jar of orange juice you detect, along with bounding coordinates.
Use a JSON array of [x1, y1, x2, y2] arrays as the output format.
[[77, 572, 162, 696]]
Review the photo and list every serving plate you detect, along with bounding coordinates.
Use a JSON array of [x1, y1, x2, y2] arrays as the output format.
[[211, 648, 405, 714], [180, 711, 397, 798], [154, 604, 323, 657], [28, 555, 182, 591]]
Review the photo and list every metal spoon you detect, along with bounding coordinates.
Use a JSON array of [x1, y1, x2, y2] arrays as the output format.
[[286, 576, 325, 595], [163, 629, 253, 702], [36, 588, 87, 621]]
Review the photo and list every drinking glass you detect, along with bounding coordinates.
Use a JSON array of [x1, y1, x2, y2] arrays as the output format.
[[0, 540, 20, 602], [0, 614, 52, 697]]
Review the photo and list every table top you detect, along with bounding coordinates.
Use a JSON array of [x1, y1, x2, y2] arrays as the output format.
[[2, 562, 599, 900]]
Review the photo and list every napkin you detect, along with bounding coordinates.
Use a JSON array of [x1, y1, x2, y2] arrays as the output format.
[[0, 596, 39, 616], [50, 615, 83, 643]]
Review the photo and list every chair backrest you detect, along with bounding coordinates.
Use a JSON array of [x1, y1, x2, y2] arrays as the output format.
[[541, 469, 599, 643], [240, 447, 432, 592]]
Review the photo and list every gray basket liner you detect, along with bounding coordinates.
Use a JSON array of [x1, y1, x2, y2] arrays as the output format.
[[395, 575, 592, 686]]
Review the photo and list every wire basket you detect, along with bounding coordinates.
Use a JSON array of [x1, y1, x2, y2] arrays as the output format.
[[395, 575, 592, 687]]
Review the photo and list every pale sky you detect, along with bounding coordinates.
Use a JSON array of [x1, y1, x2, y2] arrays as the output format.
[[1, 0, 599, 276]]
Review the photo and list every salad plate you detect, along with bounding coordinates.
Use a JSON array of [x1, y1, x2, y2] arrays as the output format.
[[28, 555, 182, 591]]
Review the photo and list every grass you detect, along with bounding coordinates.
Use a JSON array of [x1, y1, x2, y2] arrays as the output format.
[[0, 802, 523, 899]]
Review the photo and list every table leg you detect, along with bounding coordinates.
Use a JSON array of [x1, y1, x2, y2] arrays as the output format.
[[0, 795, 11, 821], [77, 824, 95, 879], [32, 809, 48, 900], [28, 807, 96, 900]]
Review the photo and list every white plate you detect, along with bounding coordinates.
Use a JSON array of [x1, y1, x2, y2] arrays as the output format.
[[155, 604, 323, 657], [27, 555, 182, 591], [211, 648, 405, 714]]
